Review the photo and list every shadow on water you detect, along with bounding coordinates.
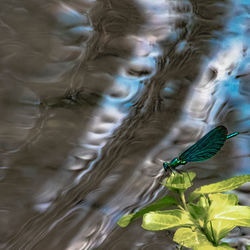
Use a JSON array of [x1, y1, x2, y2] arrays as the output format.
[[0, 0, 249, 249]]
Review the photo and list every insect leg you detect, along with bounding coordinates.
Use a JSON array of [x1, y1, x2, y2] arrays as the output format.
[[175, 168, 183, 174]]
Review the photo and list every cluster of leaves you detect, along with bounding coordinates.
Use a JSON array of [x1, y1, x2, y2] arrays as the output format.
[[117, 172, 250, 249]]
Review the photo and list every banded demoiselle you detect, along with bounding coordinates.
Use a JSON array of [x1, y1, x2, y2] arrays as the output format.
[[163, 125, 240, 172]]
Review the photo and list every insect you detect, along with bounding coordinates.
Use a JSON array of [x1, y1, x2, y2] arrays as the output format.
[[163, 125, 240, 172]]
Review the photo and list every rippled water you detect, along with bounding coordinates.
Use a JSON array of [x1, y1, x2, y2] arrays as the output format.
[[0, 0, 250, 249]]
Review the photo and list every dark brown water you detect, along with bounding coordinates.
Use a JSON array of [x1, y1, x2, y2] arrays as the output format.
[[0, 0, 249, 249]]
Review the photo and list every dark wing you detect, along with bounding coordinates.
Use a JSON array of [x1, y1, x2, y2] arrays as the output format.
[[179, 126, 228, 162]]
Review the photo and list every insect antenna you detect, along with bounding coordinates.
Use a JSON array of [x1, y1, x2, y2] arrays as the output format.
[[231, 154, 250, 159]]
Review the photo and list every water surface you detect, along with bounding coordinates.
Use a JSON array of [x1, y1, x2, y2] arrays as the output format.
[[0, 0, 249, 249]]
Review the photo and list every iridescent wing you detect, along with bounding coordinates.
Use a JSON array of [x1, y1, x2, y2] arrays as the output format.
[[179, 126, 228, 162]]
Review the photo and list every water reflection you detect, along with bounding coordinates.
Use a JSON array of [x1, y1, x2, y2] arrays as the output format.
[[0, 0, 249, 249]]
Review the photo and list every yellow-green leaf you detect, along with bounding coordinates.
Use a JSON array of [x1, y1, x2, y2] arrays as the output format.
[[197, 195, 210, 208], [205, 220, 236, 244], [208, 193, 238, 206], [204, 194, 249, 243], [142, 209, 194, 231], [163, 171, 196, 192], [190, 175, 250, 201], [208, 205, 250, 227], [173, 227, 211, 248], [117, 213, 135, 227]]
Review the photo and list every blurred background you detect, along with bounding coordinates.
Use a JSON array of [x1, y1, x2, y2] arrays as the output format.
[[0, 0, 249, 249]]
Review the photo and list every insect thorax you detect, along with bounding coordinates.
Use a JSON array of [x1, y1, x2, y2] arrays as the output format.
[[169, 157, 181, 167], [163, 157, 187, 171]]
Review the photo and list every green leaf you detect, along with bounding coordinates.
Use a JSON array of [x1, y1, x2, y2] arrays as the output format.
[[163, 171, 196, 192], [187, 196, 211, 227], [190, 175, 250, 201], [188, 203, 208, 222], [117, 195, 178, 227], [142, 209, 194, 231], [173, 227, 211, 248]]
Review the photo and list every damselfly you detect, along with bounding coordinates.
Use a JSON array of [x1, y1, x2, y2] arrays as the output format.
[[163, 126, 240, 172]]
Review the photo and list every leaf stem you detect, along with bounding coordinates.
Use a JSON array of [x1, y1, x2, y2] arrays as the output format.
[[206, 196, 217, 245], [180, 191, 187, 210]]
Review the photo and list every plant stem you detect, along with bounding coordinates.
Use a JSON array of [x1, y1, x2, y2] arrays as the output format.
[[180, 191, 187, 210], [209, 221, 217, 245]]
